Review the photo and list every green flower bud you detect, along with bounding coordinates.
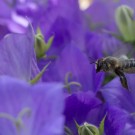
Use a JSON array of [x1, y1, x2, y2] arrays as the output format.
[[34, 28, 54, 59], [75, 121, 100, 135], [115, 5, 135, 42]]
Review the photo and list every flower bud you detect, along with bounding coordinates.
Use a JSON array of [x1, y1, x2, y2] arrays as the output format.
[[34, 28, 54, 59], [75, 121, 100, 135], [115, 5, 135, 42]]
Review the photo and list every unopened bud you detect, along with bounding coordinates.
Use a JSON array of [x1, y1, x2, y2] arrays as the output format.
[[75, 121, 99, 135], [34, 28, 54, 58], [115, 5, 135, 42]]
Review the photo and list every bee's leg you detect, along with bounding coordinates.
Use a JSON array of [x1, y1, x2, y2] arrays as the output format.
[[115, 69, 129, 90]]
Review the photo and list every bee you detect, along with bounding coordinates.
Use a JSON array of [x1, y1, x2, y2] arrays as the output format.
[[91, 55, 135, 90]]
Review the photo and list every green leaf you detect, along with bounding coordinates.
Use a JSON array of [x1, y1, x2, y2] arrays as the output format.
[[30, 62, 51, 84], [99, 114, 106, 135]]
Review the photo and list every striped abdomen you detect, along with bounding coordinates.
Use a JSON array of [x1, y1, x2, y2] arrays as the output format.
[[122, 59, 135, 73]]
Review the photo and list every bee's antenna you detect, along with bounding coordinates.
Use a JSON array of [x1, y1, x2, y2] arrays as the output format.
[[89, 56, 96, 61], [88, 56, 97, 64]]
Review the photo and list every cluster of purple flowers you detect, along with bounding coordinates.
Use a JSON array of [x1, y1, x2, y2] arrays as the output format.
[[1, 0, 135, 135]]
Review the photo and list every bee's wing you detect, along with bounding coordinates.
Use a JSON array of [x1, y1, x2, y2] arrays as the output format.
[[111, 45, 131, 57], [102, 39, 131, 59], [109, 43, 135, 60], [118, 55, 128, 60]]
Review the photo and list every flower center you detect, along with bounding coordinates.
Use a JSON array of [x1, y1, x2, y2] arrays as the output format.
[[0, 107, 31, 135], [64, 72, 82, 93]]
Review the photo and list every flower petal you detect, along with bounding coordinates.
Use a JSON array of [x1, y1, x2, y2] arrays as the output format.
[[105, 106, 128, 135], [64, 91, 101, 133], [0, 26, 38, 81], [0, 76, 64, 135]]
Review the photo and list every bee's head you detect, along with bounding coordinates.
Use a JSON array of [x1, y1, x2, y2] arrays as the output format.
[[96, 58, 111, 73]]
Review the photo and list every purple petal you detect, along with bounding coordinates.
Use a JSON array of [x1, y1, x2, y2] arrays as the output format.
[[0, 76, 64, 135], [0, 26, 39, 81], [124, 124, 135, 135], [101, 75, 135, 113], [105, 106, 128, 135], [101, 75, 135, 134], [33, 0, 85, 53], [31, 83, 64, 135], [0, 0, 30, 32], [42, 44, 103, 91], [64, 91, 101, 133], [85, 1, 116, 31], [85, 32, 130, 58], [0, 25, 10, 40], [0, 0, 12, 18], [86, 0, 135, 31]]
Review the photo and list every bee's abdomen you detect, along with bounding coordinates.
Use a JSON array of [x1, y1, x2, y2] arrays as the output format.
[[123, 60, 135, 68], [122, 59, 135, 73]]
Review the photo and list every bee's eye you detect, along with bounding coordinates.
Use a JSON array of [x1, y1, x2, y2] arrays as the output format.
[[95, 60, 103, 72]]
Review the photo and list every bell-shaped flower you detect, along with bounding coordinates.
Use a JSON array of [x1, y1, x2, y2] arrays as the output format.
[[0, 76, 64, 135]]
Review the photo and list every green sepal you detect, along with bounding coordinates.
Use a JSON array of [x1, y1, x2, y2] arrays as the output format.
[[34, 28, 54, 59], [115, 5, 135, 42], [99, 114, 106, 135], [64, 126, 74, 135], [74, 119, 80, 129], [44, 35, 54, 52], [30, 62, 51, 84]]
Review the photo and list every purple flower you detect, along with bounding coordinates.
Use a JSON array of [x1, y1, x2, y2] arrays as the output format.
[[64, 91, 102, 134], [100, 74, 135, 134], [36, 0, 86, 55], [0, 25, 39, 81], [39, 44, 104, 92], [0, 75, 64, 135], [1, 1, 135, 135], [64, 91, 129, 135], [0, 0, 86, 50], [38, 26, 129, 93]]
